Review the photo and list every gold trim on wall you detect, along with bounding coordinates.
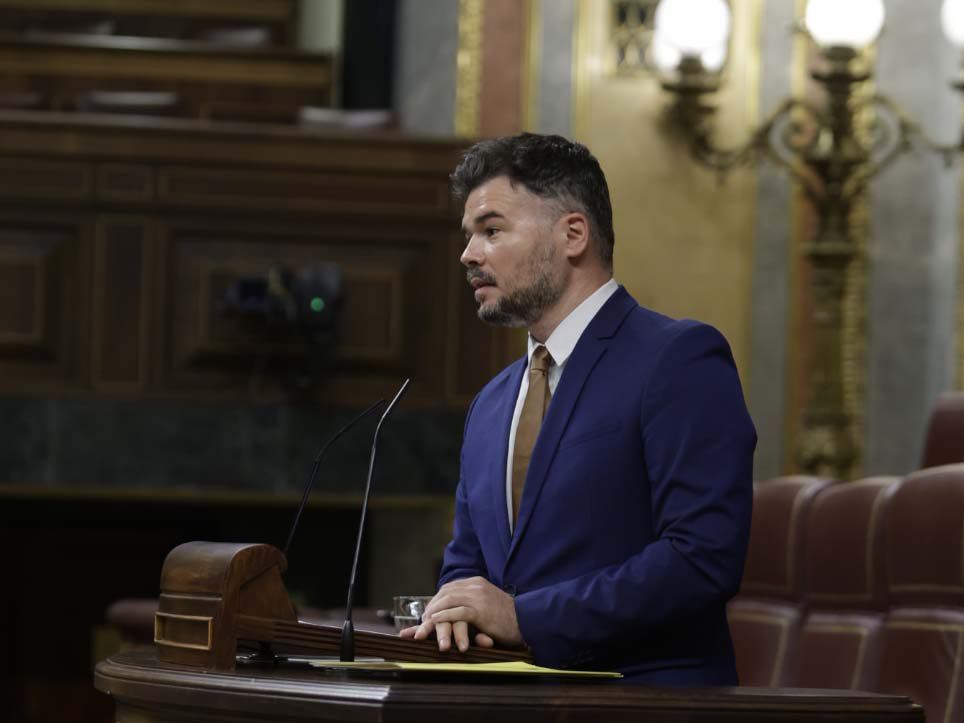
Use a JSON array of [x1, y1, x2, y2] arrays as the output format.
[[842, 184, 869, 480], [783, 0, 815, 475], [736, 0, 764, 389], [741, 0, 763, 176], [571, 0, 592, 140], [958, 182, 964, 388], [839, 50, 879, 479], [782, 7, 875, 479], [455, 0, 484, 138], [522, 0, 541, 131]]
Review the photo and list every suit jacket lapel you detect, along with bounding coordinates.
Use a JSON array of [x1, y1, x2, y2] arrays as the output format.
[[506, 287, 636, 562], [492, 359, 525, 554]]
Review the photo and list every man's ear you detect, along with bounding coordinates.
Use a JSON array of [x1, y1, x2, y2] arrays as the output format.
[[560, 212, 591, 260]]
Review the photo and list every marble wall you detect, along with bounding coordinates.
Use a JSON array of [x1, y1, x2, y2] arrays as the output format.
[[531, 0, 576, 137], [745, 0, 798, 479], [0, 397, 465, 496], [0, 395, 461, 604], [298, 0, 344, 52], [863, 0, 961, 475], [395, 0, 459, 135]]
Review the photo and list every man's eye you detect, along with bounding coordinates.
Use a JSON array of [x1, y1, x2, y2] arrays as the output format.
[[485, 227, 500, 238]]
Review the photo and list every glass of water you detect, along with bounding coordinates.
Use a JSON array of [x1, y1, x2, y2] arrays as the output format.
[[393, 594, 434, 632]]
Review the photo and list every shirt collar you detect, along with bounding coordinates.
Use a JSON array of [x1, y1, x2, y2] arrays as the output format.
[[526, 278, 619, 367]]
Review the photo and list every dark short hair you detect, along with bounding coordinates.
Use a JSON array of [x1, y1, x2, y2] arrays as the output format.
[[450, 133, 615, 269]]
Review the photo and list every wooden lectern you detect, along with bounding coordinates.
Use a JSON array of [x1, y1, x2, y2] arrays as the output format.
[[93, 540, 925, 723], [153, 540, 530, 669], [95, 648, 926, 723]]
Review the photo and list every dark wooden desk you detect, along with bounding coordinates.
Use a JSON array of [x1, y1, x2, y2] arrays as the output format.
[[95, 648, 924, 723], [0, 31, 332, 118]]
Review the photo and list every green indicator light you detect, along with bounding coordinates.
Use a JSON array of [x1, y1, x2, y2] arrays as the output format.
[[310, 297, 325, 313]]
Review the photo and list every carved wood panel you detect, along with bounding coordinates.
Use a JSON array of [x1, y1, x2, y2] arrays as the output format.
[[91, 216, 152, 392], [0, 157, 91, 201], [156, 166, 449, 216], [0, 34, 332, 119], [96, 163, 154, 202], [0, 212, 90, 389], [154, 220, 455, 404], [0, 114, 521, 404]]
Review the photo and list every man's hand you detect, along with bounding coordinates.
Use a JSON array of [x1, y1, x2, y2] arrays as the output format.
[[397, 577, 524, 653]]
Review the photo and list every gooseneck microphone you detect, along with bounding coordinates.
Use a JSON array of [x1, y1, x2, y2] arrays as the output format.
[[283, 399, 387, 558], [340, 378, 411, 662]]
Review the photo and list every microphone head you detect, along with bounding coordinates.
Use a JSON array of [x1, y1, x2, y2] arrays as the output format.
[[379, 378, 411, 423]]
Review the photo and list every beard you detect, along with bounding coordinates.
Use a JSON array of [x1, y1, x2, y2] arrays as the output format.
[[468, 238, 565, 328]]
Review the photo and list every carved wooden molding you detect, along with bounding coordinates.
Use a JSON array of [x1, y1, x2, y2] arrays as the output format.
[[0, 213, 91, 388], [0, 116, 520, 404], [91, 216, 153, 392]]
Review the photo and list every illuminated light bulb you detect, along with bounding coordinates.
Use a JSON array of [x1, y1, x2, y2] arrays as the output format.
[[701, 43, 727, 72], [653, 0, 731, 70], [942, 0, 964, 47], [652, 34, 683, 73], [805, 0, 885, 49]]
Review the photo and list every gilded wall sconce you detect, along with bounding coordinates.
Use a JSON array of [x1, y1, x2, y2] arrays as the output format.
[[654, 0, 964, 478]]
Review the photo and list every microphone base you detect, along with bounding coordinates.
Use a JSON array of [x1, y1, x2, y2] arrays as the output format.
[[339, 619, 355, 662]]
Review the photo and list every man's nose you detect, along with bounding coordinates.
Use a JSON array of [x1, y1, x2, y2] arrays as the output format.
[[460, 235, 483, 267]]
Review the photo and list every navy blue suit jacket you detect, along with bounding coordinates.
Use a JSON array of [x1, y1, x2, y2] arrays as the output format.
[[439, 287, 756, 684]]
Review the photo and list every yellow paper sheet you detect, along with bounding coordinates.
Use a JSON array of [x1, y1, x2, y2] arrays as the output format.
[[307, 660, 621, 678]]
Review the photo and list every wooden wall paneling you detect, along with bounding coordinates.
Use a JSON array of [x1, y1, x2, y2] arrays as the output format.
[[0, 157, 92, 202], [403, 220, 451, 404], [154, 218, 452, 405], [0, 211, 91, 390], [0, 114, 522, 406], [190, 249, 411, 364], [148, 208, 169, 392], [334, 268, 404, 361], [0, 114, 464, 177], [91, 215, 153, 392], [445, 231, 524, 401], [0, 0, 298, 25], [156, 165, 449, 217], [0, 253, 43, 346], [96, 162, 154, 203], [0, 35, 332, 118], [0, 36, 332, 88]]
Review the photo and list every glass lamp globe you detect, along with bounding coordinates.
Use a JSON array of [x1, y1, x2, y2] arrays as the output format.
[[701, 43, 727, 72], [942, 0, 964, 47], [804, 0, 885, 49], [652, 35, 683, 73], [653, 0, 731, 70]]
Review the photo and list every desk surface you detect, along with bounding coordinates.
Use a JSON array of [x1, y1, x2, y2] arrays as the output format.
[[95, 648, 924, 723]]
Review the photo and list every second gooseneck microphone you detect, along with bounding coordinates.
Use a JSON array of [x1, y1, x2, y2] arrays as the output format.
[[340, 378, 411, 662], [283, 399, 387, 558]]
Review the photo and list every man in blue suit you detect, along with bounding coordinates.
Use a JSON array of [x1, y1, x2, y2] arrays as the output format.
[[401, 133, 756, 684]]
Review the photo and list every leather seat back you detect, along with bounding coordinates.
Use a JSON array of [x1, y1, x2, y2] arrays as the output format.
[[921, 393, 964, 468], [875, 465, 964, 723], [793, 477, 898, 689], [729, 476, 833, 686]]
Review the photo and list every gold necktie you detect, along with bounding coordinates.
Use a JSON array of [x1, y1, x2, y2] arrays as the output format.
[[511, 345, 553, 527]]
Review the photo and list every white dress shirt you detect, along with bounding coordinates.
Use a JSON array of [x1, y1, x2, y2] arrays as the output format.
[[505, 278, 619, 532]]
